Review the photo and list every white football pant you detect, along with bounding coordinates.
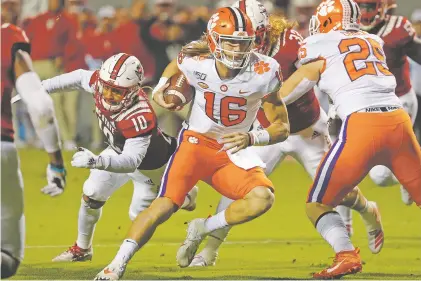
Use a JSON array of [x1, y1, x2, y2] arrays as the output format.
[[1, 141, 25, 261]]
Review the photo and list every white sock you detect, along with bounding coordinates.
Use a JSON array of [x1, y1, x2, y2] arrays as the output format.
[[316, 212, 355, 253], [336, 205, 353, 225], [76, 199, 102, 249], [112, 239, 139, 265], [203, 227, 231, 253], [204, 210, 228, 233]]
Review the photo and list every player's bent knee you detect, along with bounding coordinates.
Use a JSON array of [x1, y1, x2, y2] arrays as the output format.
[[245, 186, 275, 213], [82, 194, 106, 209], [369, 166, 397, 187], [1, 251, 20, 279]]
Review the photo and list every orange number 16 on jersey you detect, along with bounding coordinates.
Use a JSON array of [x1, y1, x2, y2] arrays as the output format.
[[339, 37, 392, 82], [204, 92, 247, 127]]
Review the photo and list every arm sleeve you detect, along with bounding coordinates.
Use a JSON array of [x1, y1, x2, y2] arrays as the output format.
[[41, 69, 95, 94], [97, 136, 151, 173]]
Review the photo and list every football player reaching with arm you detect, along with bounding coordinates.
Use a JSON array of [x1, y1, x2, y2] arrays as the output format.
[[13, 42, 67, 196], [94, 8, 289, 280], [35, 54, 197, 264]]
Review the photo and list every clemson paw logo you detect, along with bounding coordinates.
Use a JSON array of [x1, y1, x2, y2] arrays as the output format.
[[254, 61, 270, 74], [317, 0, 335, 16], [207, 13, 220, 31]]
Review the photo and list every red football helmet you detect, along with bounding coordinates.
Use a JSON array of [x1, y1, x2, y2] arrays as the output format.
[[309, 0, 361, 36], [207, 7, 255, 69], [354, 0, 387, 30]]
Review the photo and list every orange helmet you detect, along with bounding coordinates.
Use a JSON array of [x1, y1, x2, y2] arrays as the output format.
[[309, 0, 361, 36], [354, 0, 387, 30], [207, 7, 255, 69]]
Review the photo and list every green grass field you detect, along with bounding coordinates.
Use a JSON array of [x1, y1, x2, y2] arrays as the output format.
[[11, 148, 421, 280]]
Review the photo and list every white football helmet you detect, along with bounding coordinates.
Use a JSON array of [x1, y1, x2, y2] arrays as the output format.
[[231, 0, 270, 54], [97, 53, 144, 113]]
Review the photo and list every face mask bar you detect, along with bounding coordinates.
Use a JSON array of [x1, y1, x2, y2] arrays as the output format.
[[309, 15, 321, 36], [211, 31, 255, 69]]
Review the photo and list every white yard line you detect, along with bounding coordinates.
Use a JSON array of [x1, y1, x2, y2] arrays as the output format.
[[26, 239, 313, 249]]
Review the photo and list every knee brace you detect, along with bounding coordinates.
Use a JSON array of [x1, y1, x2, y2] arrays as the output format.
[[1, 250, 20, 279], [82, 195, 106, 209]]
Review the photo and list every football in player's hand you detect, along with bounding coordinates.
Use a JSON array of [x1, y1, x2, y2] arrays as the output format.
[[164, 72, 194, 107]]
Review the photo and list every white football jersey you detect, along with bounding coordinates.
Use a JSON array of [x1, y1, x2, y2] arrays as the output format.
[[177, 52, 281, 139], [298, 30, 401, 120]]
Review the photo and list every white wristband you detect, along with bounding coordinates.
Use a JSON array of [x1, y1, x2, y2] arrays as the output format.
[[248, 130, 270, 146], [152, 77, 169, 98]]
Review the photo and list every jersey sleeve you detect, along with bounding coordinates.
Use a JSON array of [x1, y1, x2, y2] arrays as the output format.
[[266, 61, 282, 94], [176, 52, 200, 85], [41, 69, 96, 94], [297, 34, 326, 66], [117, 111, 156, 139], [393, 16, 416, 47]]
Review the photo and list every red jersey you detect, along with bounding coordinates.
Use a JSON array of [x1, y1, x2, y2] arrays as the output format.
[[258, 29, 320, 133], [23, 11, 77, 60], [374, 15, 416, 97], [1, 23, 30, 141], [88, 71, 174, 170]]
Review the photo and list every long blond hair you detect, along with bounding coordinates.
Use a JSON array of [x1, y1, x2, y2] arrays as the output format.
[[268, 15, 297, 46], [180, 15, 297, 58], [181, 34, 211, 57]]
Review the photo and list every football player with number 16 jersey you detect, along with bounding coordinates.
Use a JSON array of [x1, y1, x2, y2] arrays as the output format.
[[94, 7, 289, 280]]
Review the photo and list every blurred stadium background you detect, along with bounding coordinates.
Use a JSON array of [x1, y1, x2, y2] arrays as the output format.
[[3, 0, 421, 279]]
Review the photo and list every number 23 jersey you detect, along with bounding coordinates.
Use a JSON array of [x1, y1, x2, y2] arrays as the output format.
[[298, 31, 401, 120], [177, 52, 281, 139]]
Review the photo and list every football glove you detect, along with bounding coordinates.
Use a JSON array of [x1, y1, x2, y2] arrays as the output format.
[[71, 147, 102, 169], [41, 164, 66, 197]]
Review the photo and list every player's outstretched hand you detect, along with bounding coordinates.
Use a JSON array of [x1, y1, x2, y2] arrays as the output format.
[[219, 132, 250, 154], [41, 164, 66, 197], [152, 83, 182, 111], [71, 147, 99, 169]]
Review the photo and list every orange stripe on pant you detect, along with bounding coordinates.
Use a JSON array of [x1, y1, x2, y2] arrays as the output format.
[[307, 109, 421, 207], [158, 129, 273, 207]]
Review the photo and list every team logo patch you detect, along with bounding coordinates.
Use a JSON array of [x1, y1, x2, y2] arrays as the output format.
[[317, 0, 335, 16], [177, 52, 185, 64], [198, 82, 209, 89], [220, 84, 228, 92], [254, 61, 270, 74], [188, 136, 199, 144]]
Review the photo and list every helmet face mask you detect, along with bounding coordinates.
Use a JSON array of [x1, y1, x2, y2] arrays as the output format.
[[355, 0, 386, 30], [211, 31, 255, 69], [207, 7, 256, 70]]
